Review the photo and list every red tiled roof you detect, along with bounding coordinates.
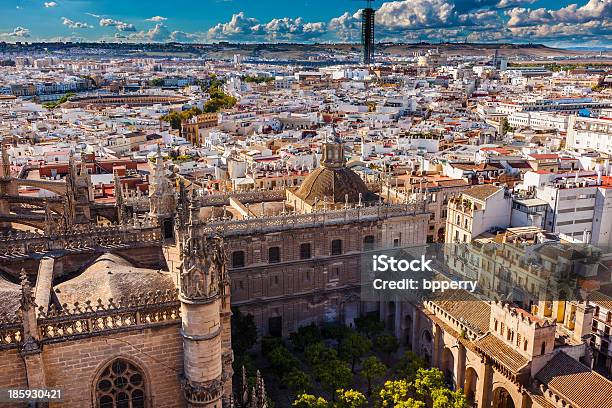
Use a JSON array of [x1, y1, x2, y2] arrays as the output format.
[[535, 352, 612, 408]]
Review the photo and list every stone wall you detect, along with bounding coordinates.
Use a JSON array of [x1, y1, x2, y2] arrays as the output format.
[[41, 324, 184, 408], [0, 348, 28, 408]]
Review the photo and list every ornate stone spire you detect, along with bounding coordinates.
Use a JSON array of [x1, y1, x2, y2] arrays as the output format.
[[179, 233, 226, 301], [114, 173, 127, 224], [321, 125, 344, 169], [149, 145, 176, 222], [1, 142, 10, 179], [178, 229, 229, 407]]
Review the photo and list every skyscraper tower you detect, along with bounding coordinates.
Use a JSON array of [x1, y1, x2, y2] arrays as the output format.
[[361, 0, 375, 65]]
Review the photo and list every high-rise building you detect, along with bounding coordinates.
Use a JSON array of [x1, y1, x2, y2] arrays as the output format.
[[361, 1, 375, 65]]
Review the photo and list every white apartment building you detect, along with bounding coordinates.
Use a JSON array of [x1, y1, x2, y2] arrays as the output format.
[[566, 116, 612, 155], [445, 185, 512, 243], [507, 112, 570, 132], [535, 180, 612, 247], [496, 98, 611, 116], [590, 296, 612, 376]]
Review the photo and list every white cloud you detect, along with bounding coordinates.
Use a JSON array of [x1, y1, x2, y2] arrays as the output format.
[[170, 31, 203, 43], [496, 0, 536, 8], [328, 11, 361, 41], [251, 17, 326, 40], [1, 27, 31, 39], [375, 0, 456, 30], [506, 0, 611, 27], [44, 2, 58, 8], [100, 18, 136, 32], [146, 16, 168, 22], [207, 12, 259, 38], [62, 17, 92, 29]]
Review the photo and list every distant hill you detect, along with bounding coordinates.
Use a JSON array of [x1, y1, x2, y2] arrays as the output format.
[[0, 41, 608, 60]]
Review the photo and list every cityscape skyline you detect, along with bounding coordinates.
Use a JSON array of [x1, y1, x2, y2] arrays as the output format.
[[0, 0, 610, 48]]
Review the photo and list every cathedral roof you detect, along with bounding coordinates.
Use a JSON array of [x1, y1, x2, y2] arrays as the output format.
[[293, 165, 376, 205], [473, 333, 528, 373], [54, 253, 175, 305], [535, 351, 612, 408], [0, 276, 20, 320], [432, 289, 491, 334]]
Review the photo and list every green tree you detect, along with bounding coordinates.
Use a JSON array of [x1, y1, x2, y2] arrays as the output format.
[[359, 356, 386, 396], [231, 308, 257, 356], [305, 342, 338, 367], [290, 323, 322, 352], [334, 389, 366, 408], [501, 117, 514, 134], [413, 368, 445, 401], [293, 394, 329, 408], [395, 351, 426, 381], [261, 336, 284, 357], [267, 346, 300, 374], [149, 78, 165, 87], [161, 111, 183, 131], [354, 315, 385, 339], [315, 360, 353, 401], [431, 388, 469, 408], [322, 324, 351, 351], [340, 332, 372, 372], [283, 369, 312, 395], [374, 334, 399, 363], [379, 379, 424, 408]]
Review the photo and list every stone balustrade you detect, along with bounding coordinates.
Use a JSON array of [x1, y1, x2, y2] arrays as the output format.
[[196, 201, 426, 237], [0, 222, 162, 256]]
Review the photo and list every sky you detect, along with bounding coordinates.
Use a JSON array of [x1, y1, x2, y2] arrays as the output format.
[[0, 0, 609, 47]]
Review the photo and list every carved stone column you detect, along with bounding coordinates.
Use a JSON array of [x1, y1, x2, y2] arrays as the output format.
[[179, 230, 229, 408], [475, 359, 493, 408], [19, 270, 48, 401]]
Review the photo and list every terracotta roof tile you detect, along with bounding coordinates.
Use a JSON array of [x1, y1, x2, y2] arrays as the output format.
[[463, 185, 502, 201], [535, 352, 612, 408], [474, 333, 528, 373]]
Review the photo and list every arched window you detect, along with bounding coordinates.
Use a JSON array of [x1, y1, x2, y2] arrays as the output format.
[[95, 359, 146, 408], [232, 251, 245, 268]]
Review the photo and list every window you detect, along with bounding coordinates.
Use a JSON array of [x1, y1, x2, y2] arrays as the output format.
[[331, 239, 343, 255], [300, 243, 312, 260], [363, 235, 375, 251], [331, 266, 340, 280], [232, 251, 245, 268], [95, 359, 146, 408], [524, 340, 528, 351], [540, 341, 546, 355], [268, 246, 281, 263], [273, 275, 279, 285]]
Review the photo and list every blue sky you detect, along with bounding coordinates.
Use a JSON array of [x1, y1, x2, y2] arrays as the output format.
[[0, 0, 609, 46]]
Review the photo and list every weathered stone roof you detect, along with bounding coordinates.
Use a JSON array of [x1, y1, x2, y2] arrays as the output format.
[[54, 253, 176, 305], [474, 333, 528, 373], [0, 276, 20, 320], [293, 166, 376, 205], [535, 351, 612, 408], [432, 289, 491, 334]]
